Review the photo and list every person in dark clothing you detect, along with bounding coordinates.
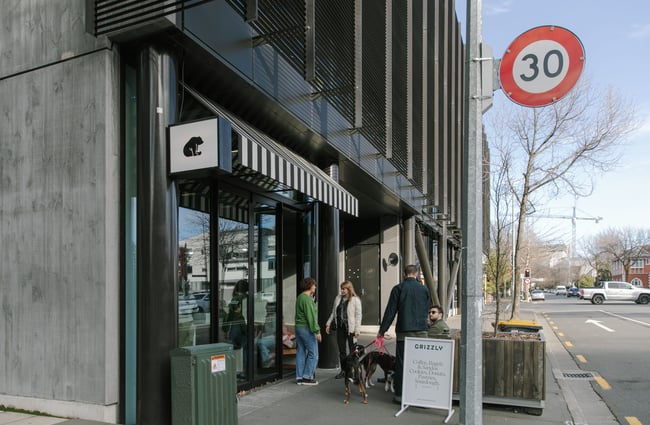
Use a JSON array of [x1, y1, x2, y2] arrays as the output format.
[[325, 280, 363, 379], [377, 264, 431, 403]]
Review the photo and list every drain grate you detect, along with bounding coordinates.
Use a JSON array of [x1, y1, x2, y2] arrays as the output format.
[[560, 370, 597, 380]]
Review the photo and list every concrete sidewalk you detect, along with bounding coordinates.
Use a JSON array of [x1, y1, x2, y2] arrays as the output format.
[[236, 305, 619, 425], [1, 303, 619, 425]]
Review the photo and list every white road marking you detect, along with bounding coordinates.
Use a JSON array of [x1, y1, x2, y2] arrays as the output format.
[[585, 319, 615, 332], [601, 310, 650, 328]]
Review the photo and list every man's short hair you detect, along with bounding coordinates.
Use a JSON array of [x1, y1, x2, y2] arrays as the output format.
[[429, 304, 444, 315], [404, 264, 418, 276]]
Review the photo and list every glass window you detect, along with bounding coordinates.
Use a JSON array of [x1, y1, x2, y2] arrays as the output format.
[[217, 190, 250, 381], [178, 182, 212, 346]]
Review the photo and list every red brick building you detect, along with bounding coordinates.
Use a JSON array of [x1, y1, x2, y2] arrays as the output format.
[[612, 245, 650, 287]]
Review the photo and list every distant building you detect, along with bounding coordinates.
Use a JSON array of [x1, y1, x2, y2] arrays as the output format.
[[612, 245, 650, 287]]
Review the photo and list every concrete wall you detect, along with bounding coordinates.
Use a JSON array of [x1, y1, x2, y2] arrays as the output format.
[[0, 1, 120, 421], [379, 216, 401, 318]]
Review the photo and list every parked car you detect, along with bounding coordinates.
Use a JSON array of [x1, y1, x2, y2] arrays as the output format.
[[554, 285, 567, 296], [530, 289, 545, 301], [580, 281, 650, 305], [566, 287, 580, 297], [192, 292, 211, 313], [178, 295, 199, 318]]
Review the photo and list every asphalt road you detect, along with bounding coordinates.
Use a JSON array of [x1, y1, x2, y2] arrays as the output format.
[[525, 294, 650, 424]]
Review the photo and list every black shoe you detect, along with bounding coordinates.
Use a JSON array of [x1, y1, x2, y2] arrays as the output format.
[[377, 377, 386, 383], [335, 370, 345, 379], [301, 378, 319, 386]]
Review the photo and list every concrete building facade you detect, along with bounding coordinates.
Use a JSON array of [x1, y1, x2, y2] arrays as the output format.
[[0, 1, 472, 424]]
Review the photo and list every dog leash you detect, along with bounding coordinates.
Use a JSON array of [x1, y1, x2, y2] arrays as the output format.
[[374, 336, 389, 355]]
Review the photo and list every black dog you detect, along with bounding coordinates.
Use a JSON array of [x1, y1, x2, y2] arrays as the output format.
[[341, 344, 368, 404], [363, 351, 397, 392]]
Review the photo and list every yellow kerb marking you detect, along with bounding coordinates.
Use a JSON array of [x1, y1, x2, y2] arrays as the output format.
[[576, 355, 587, 363], [625, 417, 642, 425], [595, 376, 611, 390], [564, 341, 573, 347], [558, 332, 564, 337]]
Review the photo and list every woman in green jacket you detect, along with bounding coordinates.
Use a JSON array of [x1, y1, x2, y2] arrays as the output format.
[[295, 277, 321, 385]]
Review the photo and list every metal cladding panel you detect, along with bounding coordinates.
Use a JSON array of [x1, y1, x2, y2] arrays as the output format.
[[252, 45, 314, 129], [232, 0, 306, 75], [313, 0, 356, 123], [92, 0, 211, 36], [411, 0, 424, 192], [389, 0, 408, 177], [361, 0, 387, 154]]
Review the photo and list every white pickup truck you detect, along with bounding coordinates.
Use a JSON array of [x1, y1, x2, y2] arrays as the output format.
[[579, 281, 650, 305]]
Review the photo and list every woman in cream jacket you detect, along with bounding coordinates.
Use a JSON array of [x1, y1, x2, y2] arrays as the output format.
[[325, 280, 363, 378]]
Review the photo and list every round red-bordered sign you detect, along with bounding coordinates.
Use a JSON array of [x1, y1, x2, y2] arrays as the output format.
[[499, 25, 585, 107]]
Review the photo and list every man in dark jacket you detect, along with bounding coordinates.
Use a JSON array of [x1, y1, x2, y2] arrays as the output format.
[[377, 264, 431, 402]]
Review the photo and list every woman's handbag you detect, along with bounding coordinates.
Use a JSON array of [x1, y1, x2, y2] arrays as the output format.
[[330, 319, 337, 331]]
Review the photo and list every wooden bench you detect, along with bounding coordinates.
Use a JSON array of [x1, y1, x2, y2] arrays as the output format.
[[282, 347, 297, 369]]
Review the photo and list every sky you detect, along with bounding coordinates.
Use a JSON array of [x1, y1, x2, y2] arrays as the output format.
[[456, 0, 650, 253]]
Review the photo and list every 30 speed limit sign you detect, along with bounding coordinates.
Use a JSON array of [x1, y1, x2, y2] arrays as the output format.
[[499, 25, 585, 107]]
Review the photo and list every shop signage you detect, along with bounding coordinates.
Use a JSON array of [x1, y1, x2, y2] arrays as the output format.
[[396, 337, 455, 423], [169, 118, 219, 174]]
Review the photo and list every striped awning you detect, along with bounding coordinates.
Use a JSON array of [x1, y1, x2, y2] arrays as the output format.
[[182, 84, 359, 217]]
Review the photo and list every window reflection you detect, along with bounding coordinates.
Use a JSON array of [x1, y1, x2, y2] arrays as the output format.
[[178, 182, 211, 346]]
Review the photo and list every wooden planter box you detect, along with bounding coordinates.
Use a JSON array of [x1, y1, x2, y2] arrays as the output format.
[[446, 331, 545, 413]]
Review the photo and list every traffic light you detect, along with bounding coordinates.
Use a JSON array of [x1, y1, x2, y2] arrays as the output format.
[[524, 268, 530, 278]]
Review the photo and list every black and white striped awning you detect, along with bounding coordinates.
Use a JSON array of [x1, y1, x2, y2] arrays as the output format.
[[182, 84, 358, 217], [237, 134, 358, 217]]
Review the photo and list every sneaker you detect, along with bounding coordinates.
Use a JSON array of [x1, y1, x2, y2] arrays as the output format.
[[335, 370, 345, 379], [300, 378, 319, 386], [296, 379, 303, 385]]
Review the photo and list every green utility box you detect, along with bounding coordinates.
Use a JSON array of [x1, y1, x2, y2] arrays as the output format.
[[171, 343, 237, 425]]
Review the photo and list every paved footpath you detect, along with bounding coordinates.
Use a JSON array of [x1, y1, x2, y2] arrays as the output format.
[[1, 303, 619, 425]]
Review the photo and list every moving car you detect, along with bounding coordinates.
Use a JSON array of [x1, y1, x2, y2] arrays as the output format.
[[530, 289, 545, 301], [580, 281, 650, 304], [554, 285, 567, 296], [566, 287, 580, 297]]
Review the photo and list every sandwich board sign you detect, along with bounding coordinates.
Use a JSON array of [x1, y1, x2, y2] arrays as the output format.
[[499, 25, 585, 107], [396, 337, 455, 423]]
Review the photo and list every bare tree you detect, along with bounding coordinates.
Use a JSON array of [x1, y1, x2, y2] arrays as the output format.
[[489, 79, 638, 319], [486, 153, 515, 334], [590, 227, 650, 281]]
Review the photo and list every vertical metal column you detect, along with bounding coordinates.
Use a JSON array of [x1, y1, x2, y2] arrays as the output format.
[[460, 0, 484, 423], [317, 164, 341, 369], [137, 47, 178, 425]]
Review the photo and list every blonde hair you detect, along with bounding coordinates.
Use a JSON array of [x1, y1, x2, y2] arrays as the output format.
[[340, 280, 358, 298]]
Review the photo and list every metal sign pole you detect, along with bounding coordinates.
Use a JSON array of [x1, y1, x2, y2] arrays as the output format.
[[460, 0, 484, 424]]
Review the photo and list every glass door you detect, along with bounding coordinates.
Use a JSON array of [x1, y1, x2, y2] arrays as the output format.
[[252, 202, 278, 381], [216, 189, 251, 382]]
